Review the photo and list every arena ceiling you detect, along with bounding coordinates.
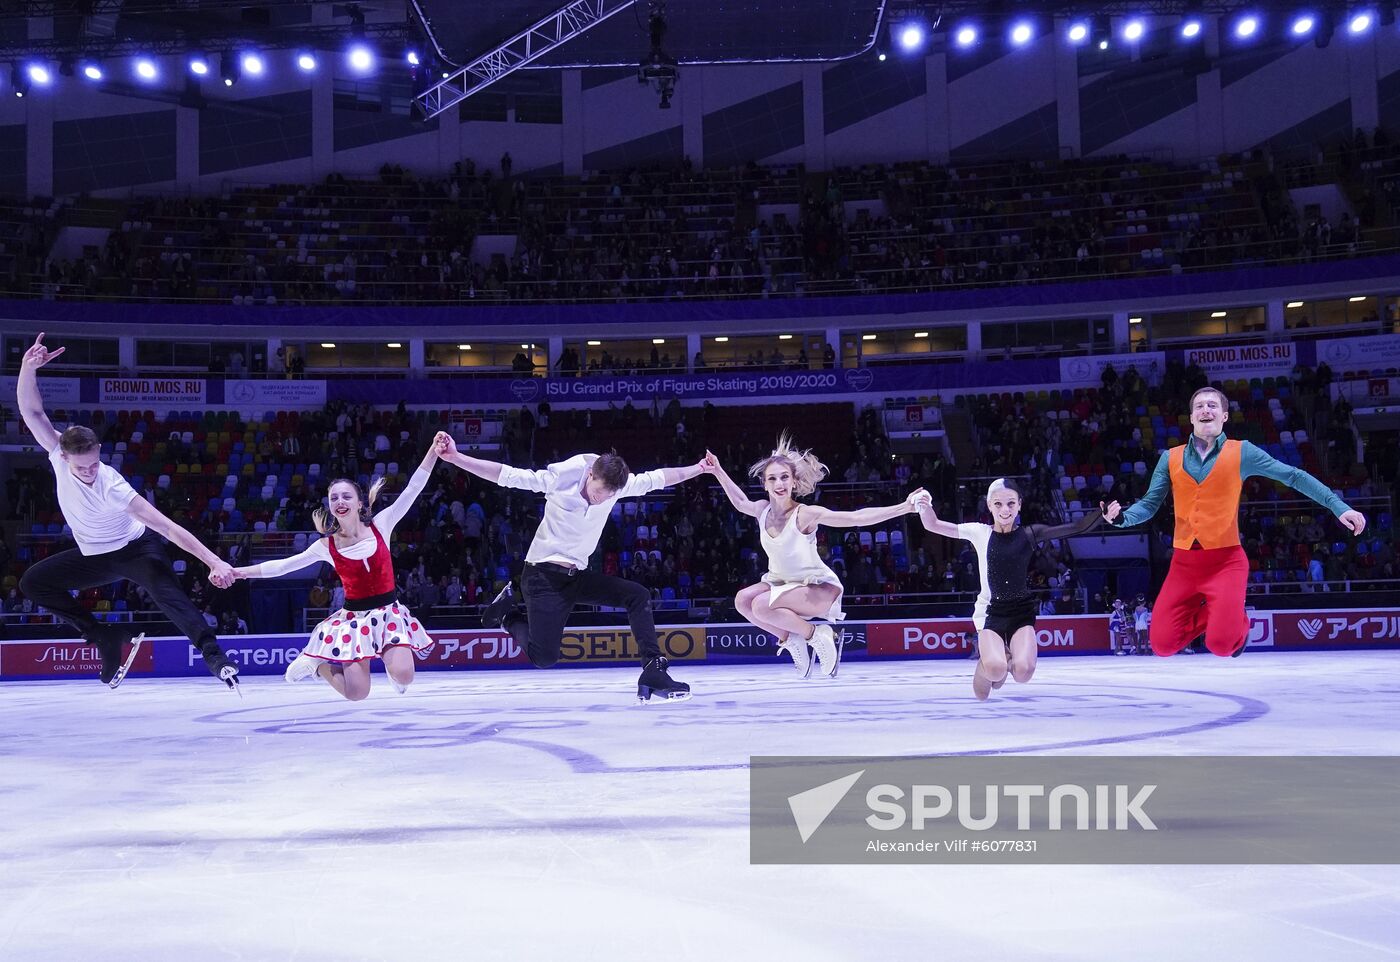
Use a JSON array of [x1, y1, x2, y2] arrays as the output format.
[[413, 0, 888, 67]]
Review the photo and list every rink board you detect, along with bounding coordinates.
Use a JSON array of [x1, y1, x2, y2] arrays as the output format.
[[1, 609, 1397, 681]]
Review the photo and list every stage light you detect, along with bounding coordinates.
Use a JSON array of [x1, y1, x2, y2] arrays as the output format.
[[26, 63, 51, 85], [188, 55, 209, 76], [1235, 15, 1260, 38], [954, 24, 977, 47], [134, 58, 158, 80], [1010, 21, 1034, 45], [1123, 19, 1145, 41], [1181, 19, 1203, 38], [221, 52, 240, 87], [1091, 16, 1112, 49], [878, 51, 887, 61], [1068, 22, 1089, 43], [898, 23, 925, 50], [296, 52, 318, 72], [11, 65, 28, 97], [406, 50, 421, 66], [1349, 11, 1373, 33], [241, 52, 264, 76], [81, 62, 103, 81], [348, 44, 374, 72], [1292, 14, 1316, 34]]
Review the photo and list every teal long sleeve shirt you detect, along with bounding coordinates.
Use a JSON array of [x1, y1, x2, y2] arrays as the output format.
[[1115, 433, 1352, 529]]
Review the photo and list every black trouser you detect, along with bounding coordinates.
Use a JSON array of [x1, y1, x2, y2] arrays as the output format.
[[505, 562, 660, 668], [19, 530, 218, 651]]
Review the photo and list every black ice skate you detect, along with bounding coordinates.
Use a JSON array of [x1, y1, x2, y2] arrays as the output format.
[[480, 582, 518, 629], [637, 656, 691, 702], [200, 641, 242, 695], [87, 626, 141, 688]]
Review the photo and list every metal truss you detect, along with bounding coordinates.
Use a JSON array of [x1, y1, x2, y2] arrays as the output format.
[[413, 0, 637, 120]]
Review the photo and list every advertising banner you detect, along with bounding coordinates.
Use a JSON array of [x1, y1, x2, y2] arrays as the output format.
[[1059, 352, 1165, 386], [0, 375, 81, 406], [1314, 333, 1400, 373], [7, 611, 1395, 682], [1183, 342, 1295, 379], [99, 376, 206, 405], [866, 616, 1112, 658], [1269, 610, 1400, 649], [224, 379, 327, 408], [0, 639, 156, 679]]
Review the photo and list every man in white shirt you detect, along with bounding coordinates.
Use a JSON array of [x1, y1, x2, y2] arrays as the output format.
[[434, 432, 703, 700], [16, 334, 240, 689]]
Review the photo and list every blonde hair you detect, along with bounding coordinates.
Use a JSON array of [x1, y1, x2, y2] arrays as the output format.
[[748, 432, 828, 498], [312, 476, 387, 535]]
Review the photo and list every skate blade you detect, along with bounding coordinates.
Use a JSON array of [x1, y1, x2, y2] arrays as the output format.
[[108, 633, 146, 689], [825, 631, 846, 679], [219, 665, 242, 697], [637, 686, 693, 703]]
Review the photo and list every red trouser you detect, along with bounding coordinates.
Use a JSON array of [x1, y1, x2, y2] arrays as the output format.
[[1148, 545, 1251, 657]]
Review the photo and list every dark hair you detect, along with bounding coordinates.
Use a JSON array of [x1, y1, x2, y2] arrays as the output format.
[[59, 426, 99, 455], [591, 452, 630, 491], [312, 476, 386, 535]]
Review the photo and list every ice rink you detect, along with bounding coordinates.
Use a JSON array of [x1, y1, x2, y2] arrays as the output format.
[[3, 651, 1400, 962]]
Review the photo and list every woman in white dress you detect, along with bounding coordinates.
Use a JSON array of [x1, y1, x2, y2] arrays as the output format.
[[704, 435, 925, 677]]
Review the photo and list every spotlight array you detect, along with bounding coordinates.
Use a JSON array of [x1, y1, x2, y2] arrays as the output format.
[[4, 41, 416, 96], [862, 6, 1396, 61]]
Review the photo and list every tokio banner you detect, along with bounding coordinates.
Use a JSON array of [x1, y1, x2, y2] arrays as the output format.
[[1182, 341, 1295, 379]]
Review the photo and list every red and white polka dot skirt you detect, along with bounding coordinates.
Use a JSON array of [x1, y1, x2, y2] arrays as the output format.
[[303, 601, 434, 663]]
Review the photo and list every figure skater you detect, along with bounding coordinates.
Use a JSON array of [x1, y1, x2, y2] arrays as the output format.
[[435, 432, 704, 701], [231, 441, 440, 700], [15, 333, 240, 690], [916, 479, 1119, 699], [1112, 385, 1365, 657], [704, 437, 928, 677]]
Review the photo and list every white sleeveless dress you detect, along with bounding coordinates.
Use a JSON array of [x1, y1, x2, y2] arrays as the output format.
[[758, 503, 845, 622]]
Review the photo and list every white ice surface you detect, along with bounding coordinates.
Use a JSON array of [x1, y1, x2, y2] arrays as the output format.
[[3, 652, 1400, 962]]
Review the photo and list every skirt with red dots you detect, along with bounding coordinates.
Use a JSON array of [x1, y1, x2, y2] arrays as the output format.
[[304, 600, 434, 663]]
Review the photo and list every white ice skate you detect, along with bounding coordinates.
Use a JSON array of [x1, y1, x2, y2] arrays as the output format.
[[776, 632, 813, 678], [808, 624, 843, 678], [108, 632, 146, 689], [284, 652, 322, 683]]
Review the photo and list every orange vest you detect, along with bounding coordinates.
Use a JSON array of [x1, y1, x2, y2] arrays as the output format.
[[1168, 438, 1243, 549]]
